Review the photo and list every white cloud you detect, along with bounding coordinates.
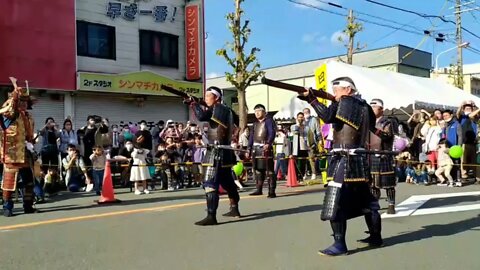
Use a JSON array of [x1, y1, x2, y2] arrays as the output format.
[[302, 32, 328, 44], [292, 0, 341, 9], [292, 0, 324, 8], [330, 30, 347, 46], [302, 32, 318, 43], [206, 72, 221, 79]]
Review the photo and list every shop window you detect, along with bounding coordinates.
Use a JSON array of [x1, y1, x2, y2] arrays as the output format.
[[77, 21, 116, 60], [140, 30, 178, 68]]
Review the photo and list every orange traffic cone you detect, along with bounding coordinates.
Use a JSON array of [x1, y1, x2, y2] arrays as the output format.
[[286, 157, 299, 187], [96, 161, 121, 204]]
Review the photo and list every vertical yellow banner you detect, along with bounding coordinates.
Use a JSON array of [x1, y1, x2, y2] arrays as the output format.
[[314, 64, 329, 184], [314, 63, 328, 106]]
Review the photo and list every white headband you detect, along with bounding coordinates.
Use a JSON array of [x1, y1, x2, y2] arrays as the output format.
[[332, 80, 356, 90], [207, 88, 221, 98]]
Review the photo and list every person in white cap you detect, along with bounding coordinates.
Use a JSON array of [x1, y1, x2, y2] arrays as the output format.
[[298, 76, 383, 256], [368, 98, 397, 215], [184, 86, 241, 226]]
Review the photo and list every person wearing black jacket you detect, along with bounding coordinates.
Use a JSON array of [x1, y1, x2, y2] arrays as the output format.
[[135, 120, 153, 152]]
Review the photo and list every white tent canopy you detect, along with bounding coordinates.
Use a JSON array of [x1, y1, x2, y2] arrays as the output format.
[[273, 96, 317, 120], [314, 60, 480, 110]]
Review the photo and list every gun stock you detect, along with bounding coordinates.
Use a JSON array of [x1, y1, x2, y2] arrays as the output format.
[[261, 77, 335, 102], [160, 85, 207, 106]]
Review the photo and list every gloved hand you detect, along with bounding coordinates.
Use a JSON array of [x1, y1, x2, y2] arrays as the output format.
[[183, 95, 199, 105], [297, 87, 317, 103]]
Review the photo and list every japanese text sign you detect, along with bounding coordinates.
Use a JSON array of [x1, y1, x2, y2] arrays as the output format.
[[314, 63, 328, 106], [77, 71, 202, 98], [106, 1, 178, 23], [185, 4, 200, 81]]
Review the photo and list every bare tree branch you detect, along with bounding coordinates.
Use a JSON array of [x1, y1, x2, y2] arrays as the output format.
[[216, 0, 263, 128]]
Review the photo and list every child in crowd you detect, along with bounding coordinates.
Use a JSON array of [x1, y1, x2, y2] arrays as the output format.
[[43, 167, 58, 197], [435, 139, 456, 187], [406, 162, 428, 185], [175, 141, 189, 188], [274, 128, 289, 180], [155, 142, 170, 190], [395, 150, 412, 183], [155, 141, 181, 191], [424, 160, 436, 185], [130, 142, 151, 195], [90, 145, 106, 195], [192, 134, 205, 187], [183, 141, 195, 188]]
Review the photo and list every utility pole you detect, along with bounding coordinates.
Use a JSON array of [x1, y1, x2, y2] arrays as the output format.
[[337, 9, 364, 64], [455, 0, 464, 89], [347, 9, 355, 65]]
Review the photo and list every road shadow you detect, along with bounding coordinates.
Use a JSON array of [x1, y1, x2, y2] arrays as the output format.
[[277, 188, 326, 198], [37, 187, 324, 214], [348, 214, 480, 255], [420, 195, 480, 209], [36, 185, 324, 214], [220, 204, 322, 225], [37, 193, 208, 213]]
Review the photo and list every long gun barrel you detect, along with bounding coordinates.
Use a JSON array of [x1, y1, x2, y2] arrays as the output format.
[[261, 77, 336, 102], [160, 85, 207, 106]]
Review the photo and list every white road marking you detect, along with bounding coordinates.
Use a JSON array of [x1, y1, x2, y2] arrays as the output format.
[[382, 191, 480, 219], [412, 204, 480, 216]]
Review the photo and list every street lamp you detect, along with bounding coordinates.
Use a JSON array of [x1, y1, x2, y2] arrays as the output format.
[[434, 42, 470, 71]]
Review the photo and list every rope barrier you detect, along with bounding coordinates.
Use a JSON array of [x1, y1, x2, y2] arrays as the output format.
[[31, 153, 480, 168]]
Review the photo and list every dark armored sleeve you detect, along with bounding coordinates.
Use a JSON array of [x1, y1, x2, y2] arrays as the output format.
[[374, 119, 394, 141], [192, 103, 213, 122], [248, 125, 254, 149], [310, 99, 339, 124], [265, 117, 276, 145], [232, 110, 239, 127]]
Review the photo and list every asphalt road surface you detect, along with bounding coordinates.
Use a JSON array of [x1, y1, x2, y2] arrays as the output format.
[[1, 182, 480, 270]]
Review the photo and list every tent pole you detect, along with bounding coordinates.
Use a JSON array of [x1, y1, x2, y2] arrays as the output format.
[[399, 108, 412, 117]]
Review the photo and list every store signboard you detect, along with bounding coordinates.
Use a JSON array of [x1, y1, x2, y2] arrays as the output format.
[[77, 71, 203, 98]]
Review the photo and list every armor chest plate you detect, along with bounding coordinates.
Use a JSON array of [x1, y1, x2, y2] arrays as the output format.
[[333, 124, 361, 147], [253, 121, 267, 144]]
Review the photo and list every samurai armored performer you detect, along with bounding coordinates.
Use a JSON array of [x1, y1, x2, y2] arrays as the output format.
[[185, 86, 241, 226], [1, 78, 38, 217], [248, 104, 277, 198], [298, 77, 383, 256], [369, 99, 397, 215]]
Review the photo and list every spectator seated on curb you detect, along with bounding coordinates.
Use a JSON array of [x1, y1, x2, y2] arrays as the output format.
[[62, 144, 91, 192]]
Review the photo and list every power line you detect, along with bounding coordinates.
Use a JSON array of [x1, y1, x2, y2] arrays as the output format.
[[287, 0, 425, 37], [365, 0, 446, 19], [399, 0, 449, 63], [369, 18, 422, 46], [287, 0, 480, 57], [312, 0, 425, 32], [364, 0, 480, 41]]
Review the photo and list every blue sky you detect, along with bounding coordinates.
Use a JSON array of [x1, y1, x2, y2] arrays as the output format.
[[204, 0, 480, 78]]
